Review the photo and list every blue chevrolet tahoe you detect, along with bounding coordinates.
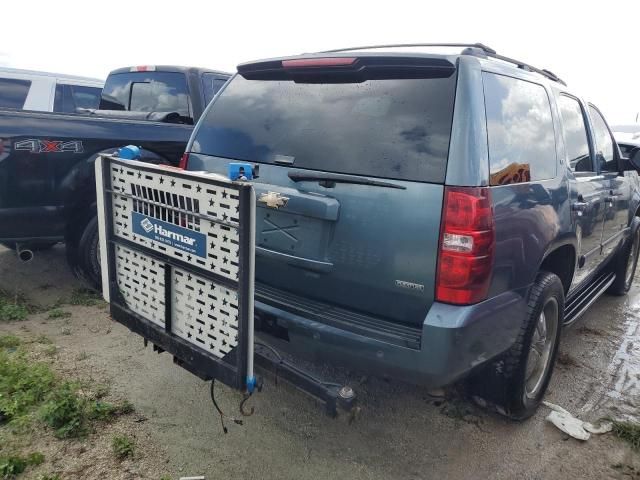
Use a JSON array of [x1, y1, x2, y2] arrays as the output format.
[[183, 43, 640, 419]]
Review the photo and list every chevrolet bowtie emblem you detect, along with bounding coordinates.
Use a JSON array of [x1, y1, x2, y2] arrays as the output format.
[[258, 191, 289, 209]]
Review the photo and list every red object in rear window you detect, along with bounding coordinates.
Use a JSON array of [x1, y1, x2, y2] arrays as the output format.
[[435, 187, 495, 305], [281, 57, 357, 68], [178, 153, 189, 169]]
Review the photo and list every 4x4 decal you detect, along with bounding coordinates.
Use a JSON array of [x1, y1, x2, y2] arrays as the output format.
[[14, 139, 84, 154]]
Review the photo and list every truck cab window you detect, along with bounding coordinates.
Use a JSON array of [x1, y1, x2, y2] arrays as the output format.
[[557, 95, 592, 173], [202, 73, 228, 106], [100, 72, 192, 123]]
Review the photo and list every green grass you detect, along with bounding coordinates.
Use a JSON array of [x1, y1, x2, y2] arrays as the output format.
[[47, 309, 71, 320], [612, 420, 640, 450], [0, 290, 30, 322], [112, 435, 135, 460], [0, 350, 56, 426], [0, 347, 132, 440], [68, 289, 103, 307], [0, 304, 28, 323], [43, 345, 57, 357], [34, 335, 52, 345], [93, 384, 109, 400], [39, 383, 88, 439], [0, 335, 21, 349], [0, 452, 44, 478], [0, 455, 28, 478], [89, 400, 134, 421]]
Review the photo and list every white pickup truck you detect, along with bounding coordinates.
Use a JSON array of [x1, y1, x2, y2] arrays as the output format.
[[0, 67, 103, 113]]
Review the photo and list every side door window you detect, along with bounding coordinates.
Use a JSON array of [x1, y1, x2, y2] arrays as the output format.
[[557, 95, 607, 288], [589, 104, 628, 258], [0, 78, 31, 109], [557, 95, 593, 173], [70, 86, 101, 110], [588, 105, 616, 173]]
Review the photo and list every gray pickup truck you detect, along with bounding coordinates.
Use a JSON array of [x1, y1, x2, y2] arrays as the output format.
[[181, 43, 640, 419]]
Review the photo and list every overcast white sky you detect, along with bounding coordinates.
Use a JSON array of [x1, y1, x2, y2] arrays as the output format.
[[1, 0, 638, 124]]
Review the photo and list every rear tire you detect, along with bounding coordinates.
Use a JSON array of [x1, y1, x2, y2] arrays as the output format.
[[466, 271, 564, 420], [607, 218, 640, 296], [67, 216, 101, 291]]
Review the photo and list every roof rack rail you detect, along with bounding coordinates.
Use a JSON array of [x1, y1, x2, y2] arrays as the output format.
[[318, 43, 566, 86], [485, 52, 567, 86]]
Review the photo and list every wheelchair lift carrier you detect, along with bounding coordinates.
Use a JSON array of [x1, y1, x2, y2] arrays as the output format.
[[96, 154, 356, 417]]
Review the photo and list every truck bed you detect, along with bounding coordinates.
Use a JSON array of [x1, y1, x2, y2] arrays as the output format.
[[0, 108, 192, 241]]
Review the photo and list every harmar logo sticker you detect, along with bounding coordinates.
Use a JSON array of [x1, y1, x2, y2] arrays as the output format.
[[140, 218, 154, 233], [14, 139, 84, 154], [132, 212, 206, 258]]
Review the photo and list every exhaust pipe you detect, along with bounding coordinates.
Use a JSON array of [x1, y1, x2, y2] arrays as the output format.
[[16, 244, 34, 263]]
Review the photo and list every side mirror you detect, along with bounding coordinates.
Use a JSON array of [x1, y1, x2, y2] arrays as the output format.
[[630, 148, 640, 171]]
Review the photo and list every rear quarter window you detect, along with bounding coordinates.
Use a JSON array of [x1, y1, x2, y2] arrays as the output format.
[[190, 73, 457, 183], [483, 72, 557, 185], [0, 78, 31, 109]]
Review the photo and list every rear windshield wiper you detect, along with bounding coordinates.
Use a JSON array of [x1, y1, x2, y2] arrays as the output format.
[[288, 171, 406, 190]]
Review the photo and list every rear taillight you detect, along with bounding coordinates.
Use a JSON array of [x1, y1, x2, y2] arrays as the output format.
[[178, 153, 189, 170], [435, 186, 494, 305]]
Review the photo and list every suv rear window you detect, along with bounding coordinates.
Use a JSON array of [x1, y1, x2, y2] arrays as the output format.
[[0, 78, 31, 109], [191, 73, 457, 182]]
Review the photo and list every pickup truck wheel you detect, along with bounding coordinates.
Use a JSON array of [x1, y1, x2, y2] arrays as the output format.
[[75, 216, 101, 291], [607, 218, 640, 296], [466, 271, 564, 420]]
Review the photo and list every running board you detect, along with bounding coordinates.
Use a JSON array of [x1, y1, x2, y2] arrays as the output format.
[[564, 272, 615, 326]]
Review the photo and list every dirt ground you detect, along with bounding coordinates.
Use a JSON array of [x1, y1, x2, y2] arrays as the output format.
[[1, 244, 640, 480]]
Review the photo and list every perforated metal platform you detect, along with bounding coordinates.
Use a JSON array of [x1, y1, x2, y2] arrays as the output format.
[[96, 155, 255, 391]]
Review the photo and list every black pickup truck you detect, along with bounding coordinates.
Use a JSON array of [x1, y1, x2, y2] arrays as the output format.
[[0, 65, 230, 286]]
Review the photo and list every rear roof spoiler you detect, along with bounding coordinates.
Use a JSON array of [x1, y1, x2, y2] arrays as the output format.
[[317, 43, 566, 86], [237, 55, 456, 81]]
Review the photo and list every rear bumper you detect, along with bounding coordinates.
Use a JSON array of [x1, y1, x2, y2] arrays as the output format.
[[255, 288, 528, 387]]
